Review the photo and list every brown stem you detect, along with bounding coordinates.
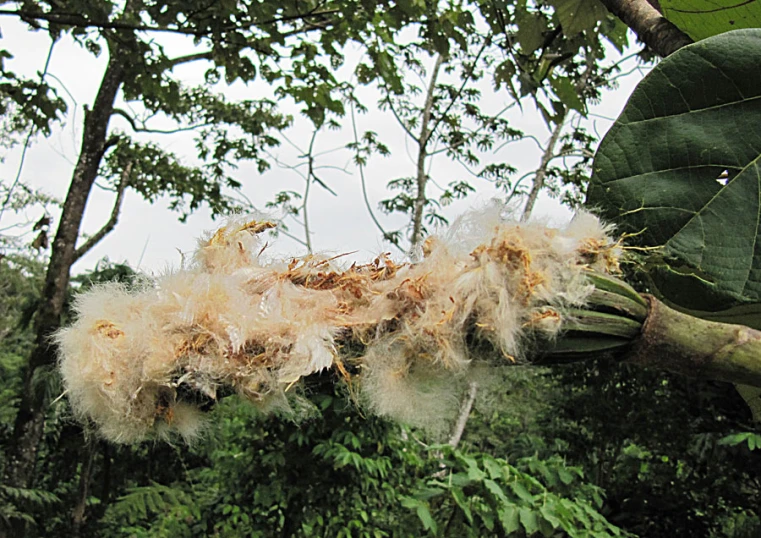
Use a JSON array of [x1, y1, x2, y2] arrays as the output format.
[[625, 296, 761, 387], [600, 0, 693, 57]]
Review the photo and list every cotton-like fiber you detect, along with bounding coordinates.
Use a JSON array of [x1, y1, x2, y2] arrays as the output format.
[[57, 207, 621, 442]]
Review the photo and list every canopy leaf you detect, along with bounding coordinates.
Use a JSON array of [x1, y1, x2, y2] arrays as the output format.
[[587, 29, 761, 312]]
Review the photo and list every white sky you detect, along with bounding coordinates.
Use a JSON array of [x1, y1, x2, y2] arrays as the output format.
[[0, 17, 647, 275]]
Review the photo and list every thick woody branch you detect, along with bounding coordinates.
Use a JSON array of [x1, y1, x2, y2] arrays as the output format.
[[600, 0, 693, 57], [73, 162, 132, 262], [625, 296, 761, 388]]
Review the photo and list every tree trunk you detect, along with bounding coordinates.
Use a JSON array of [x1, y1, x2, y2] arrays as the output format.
[[2, 47, 126, 495]]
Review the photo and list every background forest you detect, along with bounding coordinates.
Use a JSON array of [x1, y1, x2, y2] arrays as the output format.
[[1, 1, 761, 536]]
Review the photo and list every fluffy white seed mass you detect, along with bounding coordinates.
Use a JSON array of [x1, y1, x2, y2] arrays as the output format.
[[57, 206, 621, 443]]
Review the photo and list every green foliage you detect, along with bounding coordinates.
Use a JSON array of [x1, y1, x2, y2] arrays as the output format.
[[0, 47, 66, 139], [1, 0, 627, 248], [0, 484, 60, 530], [661, 0, 761, 40], [93, 385, 423, 537], [79, 375, 629, 538], [549, 0, 608, 36], [359, 0, 623, 243], [582, 22, 761, 535], [588, 29, 761, 311], [103, 482, 198, 535], [71, 258, 137, 290], [2, 0, 444, 225], [405, 449, 625, 537], [0, 255, 43, 426], [550, 360, 761, 537], [719, 432, 761, 451]]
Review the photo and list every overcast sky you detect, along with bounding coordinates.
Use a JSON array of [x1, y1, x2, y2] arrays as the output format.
[[0, 17, 647, 275]]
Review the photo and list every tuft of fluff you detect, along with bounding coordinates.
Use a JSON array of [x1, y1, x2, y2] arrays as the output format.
[[57, 206, 621, 443], [359, 340, 466, 437]]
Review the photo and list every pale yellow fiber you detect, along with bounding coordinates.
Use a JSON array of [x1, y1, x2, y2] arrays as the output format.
[[57, 207, 621, 442]]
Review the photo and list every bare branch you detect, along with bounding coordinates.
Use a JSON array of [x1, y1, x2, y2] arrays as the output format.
[[73, 162, 132, 262], [112, 108, 211, 135], [429, 102, 518, 157], [0, 38, 56, 224], [164, 51, 213, 68], [429, 34, 491, 138], [349, 102, 405, 255], [382, 95, 420, 144], [302, 129, 320, 253], [0, 7, 340, 38], [521, 116, 565, 222], [102, 135, 122, 154]]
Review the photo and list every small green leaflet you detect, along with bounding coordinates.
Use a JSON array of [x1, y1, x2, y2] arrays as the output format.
[[516, 9, 548, 53], [547, 0, 607, 35]]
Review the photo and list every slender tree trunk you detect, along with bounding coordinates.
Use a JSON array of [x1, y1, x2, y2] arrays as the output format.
[[432, 381, 479, 478], [447, 381, 479, 449], [521, 116, 565, 222], [411, 54, 445, 251], [2, 48, 126, 495], [600, 0, 693, 57], [101, 443, 112, 503], [72, 440, 96, 537]]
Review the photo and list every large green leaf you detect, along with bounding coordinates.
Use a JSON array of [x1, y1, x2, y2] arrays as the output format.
[[587, 29, 761, 311], [662, 0, 761, 40]]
